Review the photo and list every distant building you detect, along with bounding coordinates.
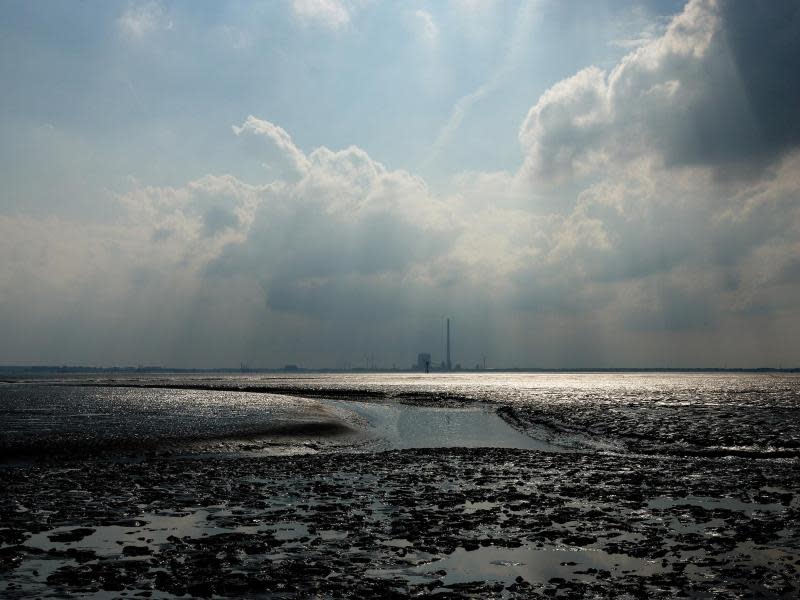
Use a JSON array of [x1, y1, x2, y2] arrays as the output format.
[[416, 353, 431, 372]]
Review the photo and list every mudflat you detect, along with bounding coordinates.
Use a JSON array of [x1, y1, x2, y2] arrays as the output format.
[[2, 446, 798, 598], [1, 373, 799, 598]]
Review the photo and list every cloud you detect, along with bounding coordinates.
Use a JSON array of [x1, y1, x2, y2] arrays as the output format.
[[519, 0, 800, 182], [497, 1, 800, 351], [233, 116, 311, 179], [209, 126, 459, 321], [117, 2, 172, 39], [118, 174, 264, 267], [4, 1, 800, 367]]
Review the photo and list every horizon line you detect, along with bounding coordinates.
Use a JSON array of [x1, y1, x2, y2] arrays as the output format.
[[1, 365, 798, 374]]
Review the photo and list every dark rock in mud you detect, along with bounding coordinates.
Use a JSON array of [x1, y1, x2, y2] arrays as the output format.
[[122, 545, 151, 556]]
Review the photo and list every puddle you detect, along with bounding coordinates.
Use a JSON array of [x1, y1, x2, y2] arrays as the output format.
[[329, 401, 563, 451], [21, 508, 337, 561], [370, 544, 663, 586], [24, 508, 267, 557], [648, 496, 784, 513], [381, 538, 413, 548], [273, 521, 309, 540], [463, 501, 500, 513]]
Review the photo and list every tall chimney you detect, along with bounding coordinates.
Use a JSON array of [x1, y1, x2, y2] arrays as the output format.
[[446, 318, 451, 371]]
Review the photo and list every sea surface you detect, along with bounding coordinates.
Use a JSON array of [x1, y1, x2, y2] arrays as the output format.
[[2, 372, 799, 458]]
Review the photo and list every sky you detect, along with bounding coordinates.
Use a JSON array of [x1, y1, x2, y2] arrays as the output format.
[[1, 0, 799, 369]]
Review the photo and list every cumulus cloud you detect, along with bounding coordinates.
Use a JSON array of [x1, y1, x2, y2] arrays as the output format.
[[233, 116, 311, 179], [211, 125, 459, 322], [119, 174, 262, 260], [519, 0, 800, 182], [508, 0, 800, 345]]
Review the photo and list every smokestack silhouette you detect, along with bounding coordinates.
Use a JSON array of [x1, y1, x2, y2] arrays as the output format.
[[446, 318, 451, 371]]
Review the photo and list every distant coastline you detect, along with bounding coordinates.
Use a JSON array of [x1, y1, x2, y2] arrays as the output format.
[[1, 365, 798, 375]]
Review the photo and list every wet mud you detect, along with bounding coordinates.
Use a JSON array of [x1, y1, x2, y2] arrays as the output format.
[[497, 400, 800, 457], [0, 385, 358, 460], [1, 448, 798, 598]]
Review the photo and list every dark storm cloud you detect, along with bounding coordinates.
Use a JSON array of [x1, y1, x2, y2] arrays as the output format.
[[716, 1, 800, 162], [662, 0, 800, 170]]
